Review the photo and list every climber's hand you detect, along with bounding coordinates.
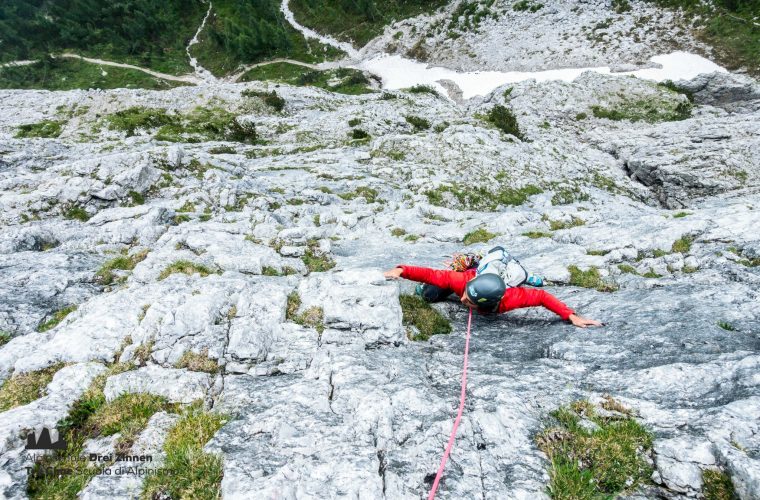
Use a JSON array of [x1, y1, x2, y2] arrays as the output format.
[[569, 314, 603, 328], [383, 267, 403, 280]]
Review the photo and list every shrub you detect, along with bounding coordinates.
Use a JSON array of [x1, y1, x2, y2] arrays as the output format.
[[127, 190, 145, 205], [487, 105, 524, 139], [242, 89, 285, 112], [536, 400, 654, 498], [350, 128, 371, 140], [63, 205, 90, 222], [513, 0, 543, 12], [399, 295, 452, 341], [405, 115, 431, 131], [717, 321, 735, 331], [463, 228, 497, 245], [407, 84, 439, 96], [107, 107, 176, 136], [575, 112, 588, 120], [348, 117, 361, 127]]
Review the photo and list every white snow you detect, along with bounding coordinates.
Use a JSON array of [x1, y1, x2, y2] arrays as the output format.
[[355, 52, 727, 99]]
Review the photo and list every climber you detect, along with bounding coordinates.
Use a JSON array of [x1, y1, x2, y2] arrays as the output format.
[[383, 264, 603, 328]]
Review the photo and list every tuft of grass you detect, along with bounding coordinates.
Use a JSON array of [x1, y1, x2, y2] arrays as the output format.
[[673, 211, 691, 218], [141, 404, 227, 500], [717, 321, 736, 331], [286, 292, 302, 321], [106, 107, 175, 136], [536, 399, 654, 499], [642, 268, 662, 278], [575, 112, 588, 120], [37, 305, 77, 332], [391, 227, 407, 237], [63, 205, 90, 222], [0, 363, 65, 411], [0, 331, 10, 346], [339, 186, 379, 204], [127, 190, 145, 205], [545, 215, 585, 231], [399, 294, 452, 341], [671, 235, 693, 254], [285, 292, 325, 333], [158, 260, 215, 280], [486, 104, 524, 139], [301, 247, 336, 273], [586, 249, 610, 256], [523, 231, 552, 239], [617, 264, 639, 275], [463, 228, 498, 245], [551, 189, 590, 206], [702, 469, 735, 500], [95, 249, 149, 285], [568, 265, 618, 292], [16, 120, 65, 138], [425, 183, 541, 211], [175, 349, 219, 373], [405, 115, 431, 131], [350, 128, 371, 140]]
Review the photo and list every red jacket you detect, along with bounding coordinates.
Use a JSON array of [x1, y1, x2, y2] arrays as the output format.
[[398, 265, 575, 320]]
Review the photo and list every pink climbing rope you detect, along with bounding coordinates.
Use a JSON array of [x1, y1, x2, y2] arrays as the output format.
[[427, 307, 473, 500]]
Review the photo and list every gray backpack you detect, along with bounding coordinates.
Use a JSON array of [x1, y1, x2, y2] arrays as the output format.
[[476, 246, 529, 288]]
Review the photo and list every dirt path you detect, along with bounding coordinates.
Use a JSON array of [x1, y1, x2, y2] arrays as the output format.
[[57, 53, 202, 84], [228, 58, 321, 82]]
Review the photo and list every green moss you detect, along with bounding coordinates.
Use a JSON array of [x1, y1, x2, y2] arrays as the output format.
[[16, 120, 65, 138], [399, 294, 452, 341], [95, 249, 149, 285], [158, 260, 215, 280], [568, 265, 618, 292], [38, 306, 77, 332], [717, 321, 736, 331], [486, 104, 524, 139], [537, 399, 653, 499], [671, 235, 693, 254], [141, 404, 227, 500], [702, 469, 736, 500], [405, 115, 431, 131], [463, 228, 498, 245], [425, 183, 541, 211], [0, 363, 65, 411]]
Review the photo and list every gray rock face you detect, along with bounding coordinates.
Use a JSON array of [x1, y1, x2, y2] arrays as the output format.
[[0, 42, 759, 499]]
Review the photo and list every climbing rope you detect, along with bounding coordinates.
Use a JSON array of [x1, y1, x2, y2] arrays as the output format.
[[428, 307, 473, 500]]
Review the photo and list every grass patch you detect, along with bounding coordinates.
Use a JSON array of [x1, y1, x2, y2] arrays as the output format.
[[486, 105, 524, 139], [339, 186, 379, 203], [406, 84, 439, 96], [405, 115, 431, 131], [175, 349, 219, 373], [0, 57, 188, 91], [391, 228, 407, 237], [642, 268, 662, 278], [37, 305, 77, 332], [513, 0, 544, 12], [671, 235, 693, 254], [590, 95, 691, 123], [262, 265, 297, 276], [63, 205, 90, 222], [301, 244, 336, 273], [673, 211, 691, 218], [551, 188, 590, 206], [717, 321, 735, 331], [425, 183, 541, 211], [617, 264, 639, 275], [523, 231, 552, 239], [158, 260, 216, 280], [141, 403, 227, 499], [209, 145, 237, 155], [107, 106, 258, 144], [586, 249, 610, 256], [536, 399, 654, 499], [286, 292, 325, 333], [15, 120, 65, 138], [399, 294, 452, 341], [95, 249, 149, 285], [0, 331, 10, 346], [568, 266, 618, 292], [350, 128, 371, 140], [544, 215, 585, 231], [463, 228, 498, 245], [702, 469, 735, 500], [0, 363, 65, 411]]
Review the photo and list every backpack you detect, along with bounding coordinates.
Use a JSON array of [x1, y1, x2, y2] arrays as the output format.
[[476, 246, 530, 288]]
